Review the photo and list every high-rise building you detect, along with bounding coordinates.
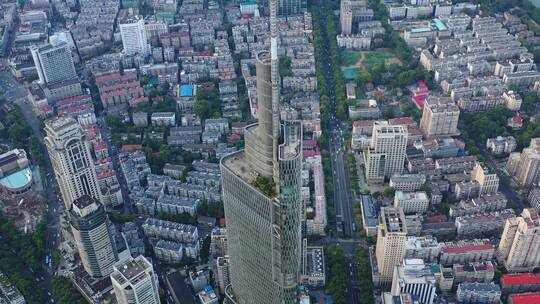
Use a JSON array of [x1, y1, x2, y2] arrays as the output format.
[[69, 195, 118, 278], [44, 116, 102, 209], [119, 15, 150, 56], [391, 259, 437, 304], [340, 1, 353, 35], [509, 138, 540, 188], [497, 209, 540, 272], [30, 42, 78, 85], [420, 97, 460, 138], [219, 0, 303, 302], [375, 207, 407, 286], [216, 256, 231, 295], [111, 255, 160, 304], [364, 122, 408, 183], [278, 0, 306, 16], [470, 163, 499, 196]]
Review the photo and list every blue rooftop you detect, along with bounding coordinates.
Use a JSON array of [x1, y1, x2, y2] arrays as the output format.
[[0, 167, 32, 190], [411, 27, 432, 33], [433, 18, 448, 31], [240, 1, 257, 6], [180, 84, 194, 97]]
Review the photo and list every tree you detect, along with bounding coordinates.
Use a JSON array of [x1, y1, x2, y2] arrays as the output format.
[[52, 277, 86, 304]]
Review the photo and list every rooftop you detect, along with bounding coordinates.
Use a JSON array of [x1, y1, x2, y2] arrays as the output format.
[[509, 293, 540, 304], [502, 273, 540, 286], [0, 167, 33, 191]]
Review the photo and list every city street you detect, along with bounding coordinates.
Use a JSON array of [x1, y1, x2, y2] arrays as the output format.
[[314, 3, 360, 304], [2, 71, 60, 303]]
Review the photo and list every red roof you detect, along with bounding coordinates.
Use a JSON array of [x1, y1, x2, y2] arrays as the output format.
[[513, 115, 524, 123], [510, 293, 540, 304], [388, 117, 417, 127], [412, 95, 426, 108], [441, 244, 494, 254], [121, 144, 142, 152], [424, 215, 447, 223], [502, 273, 540, 286]]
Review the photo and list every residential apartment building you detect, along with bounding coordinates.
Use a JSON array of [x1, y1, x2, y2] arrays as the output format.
[[389, 174, 426, 192], [420, 97, 460, 137], [498, 209, 540, 272], [394, 191, 429, 214], [471, 164, 500, 195], [119, 15, 150, 56], [507, 138, 540, 188]]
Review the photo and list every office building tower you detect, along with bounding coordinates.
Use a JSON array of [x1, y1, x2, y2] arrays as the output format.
[[391, 259, 437, 304], [364, 122, 408, 183], [509, 138, 540, 188], [70, 195, 118, 278], [420, 98, 460, 138], [497, 209, 540, 272], [30, 42, 77, 85], [375, 207, 407, 286], [216, 256, 231, 295], [44, 116, 101, 209], [220, 0, 303, 302], [111, 256, 160, 304], [119, 15, 150, 56], [470, 163, 499, 196], [278, 0, 306, 16]]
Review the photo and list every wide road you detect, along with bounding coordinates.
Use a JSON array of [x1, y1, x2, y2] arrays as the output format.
[[313, 2, 359, 304], [1, 71, 60, 303]]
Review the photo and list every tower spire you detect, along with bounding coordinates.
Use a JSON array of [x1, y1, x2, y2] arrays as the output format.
[[270, 0, 280, 187]]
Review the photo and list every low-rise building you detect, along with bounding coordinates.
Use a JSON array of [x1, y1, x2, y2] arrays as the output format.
[[455, 209, 516, 237], [453, 261, 495, 284], [456, 282, 501, 304], [389, 174, 426, 192], [394, 191, 429, 214], [486, 136, 517, 155], [439, 239, 495, 266], [151, 112, 176, 126], [302, 243, 326, 288], [502, 273, 540, 294], [404, 235, 440, 263]]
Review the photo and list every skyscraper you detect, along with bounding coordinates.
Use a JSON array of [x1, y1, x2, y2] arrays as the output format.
[[30, 42, 78, 85], [375, 207, 407, 286], [44, 116, 102, 209], [69, 195, 118, 278], [119, 15, 150, 56], [497, 208, 540, 272], [278, 0, 307, 16], [111, 255, 161, 304], [364, 122, 408, 183], [219, 0, 303, 302]]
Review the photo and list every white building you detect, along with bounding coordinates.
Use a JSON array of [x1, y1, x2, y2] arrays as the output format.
[[31, 42, 78, 85], [391, 259, 437, 304], [111, 256, 161, 304], [44, 116, 102, 209], [120, 16, 151, 56], [394, 191, 429, 214], [364, 122, 408, 183]]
